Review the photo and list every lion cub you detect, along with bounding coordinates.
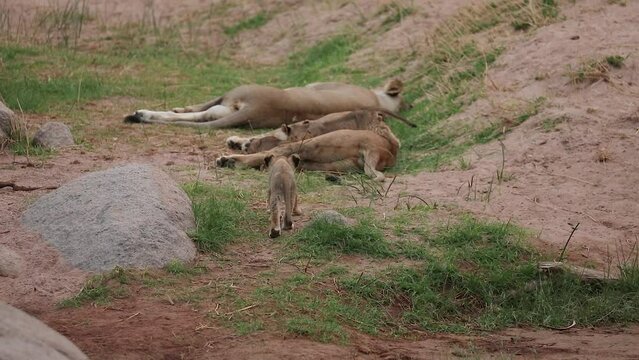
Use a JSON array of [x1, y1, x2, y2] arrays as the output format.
[[265, 154, 302, 238]]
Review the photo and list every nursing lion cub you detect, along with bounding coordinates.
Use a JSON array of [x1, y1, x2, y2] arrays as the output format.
[[266, 154, 301, 238]]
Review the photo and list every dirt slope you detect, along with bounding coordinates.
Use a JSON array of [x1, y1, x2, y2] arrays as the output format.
[[389, 0, 639, 266]]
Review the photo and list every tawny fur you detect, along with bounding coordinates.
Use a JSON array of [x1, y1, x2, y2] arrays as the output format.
[[217, 124, 400, 182], [266, 155, 301, 238], [227, 109, 415, 154], [123, 79, 408, 129]]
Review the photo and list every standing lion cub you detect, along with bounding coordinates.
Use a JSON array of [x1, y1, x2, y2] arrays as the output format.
[[265, 154, 302, 238]]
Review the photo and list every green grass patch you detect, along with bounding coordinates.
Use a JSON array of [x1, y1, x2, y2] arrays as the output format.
[[58, 267, 131, 308], [223, 12, 271, 37], [164, 259, 208, 276], [605, 55, 626, 68], [0, 45, 117, 113], [233, 319, 265, 335], [288, 215, 392, 259], [282, 34, 367, 86], [339, 216, 639, 331], [183, 182, 267, 252], [9, 139, 55, 158], [540, 114, 569, 132], [223, 214, 639, 339]]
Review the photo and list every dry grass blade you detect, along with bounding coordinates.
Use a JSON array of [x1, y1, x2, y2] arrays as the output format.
[[566, 59, 611, 84]]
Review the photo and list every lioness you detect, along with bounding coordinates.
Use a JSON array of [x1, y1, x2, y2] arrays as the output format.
[[227, 109, 416, 153], [216, 123, 400, 182], [266, 154, 301, 238], [123, 79, 407, 129]]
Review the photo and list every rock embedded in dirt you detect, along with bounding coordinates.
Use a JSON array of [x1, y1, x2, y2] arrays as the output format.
[[22, 164, 197, 272], [32, 122, 75, 149], [0, 246, 24, 278], [0, 301, 88, 360], [0, 100, 24, 140], [312, 210, 356, 226]]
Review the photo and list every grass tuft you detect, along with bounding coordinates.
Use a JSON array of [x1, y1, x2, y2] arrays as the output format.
[[58, 267, 131, 308], [565, 55, 626, 84], [223, 12, 271, 37], [183, 182, 267, 252], [289, 216, 392, 259], [605, 55, 626, 68], [164, 260, 207, 276], [378, 2, 416, 29]]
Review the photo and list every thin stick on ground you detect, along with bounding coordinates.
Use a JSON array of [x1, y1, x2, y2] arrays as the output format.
[[558, 222, 580, 261], [383, 175, 397, 198]]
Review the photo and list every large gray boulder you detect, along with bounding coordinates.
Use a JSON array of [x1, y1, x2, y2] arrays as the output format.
[[0, 100, 24, 140], [22, 164, 197, 271], [32, 122, 75, 149], [0, 302, 88, 360], [0, 245, 24, 278]]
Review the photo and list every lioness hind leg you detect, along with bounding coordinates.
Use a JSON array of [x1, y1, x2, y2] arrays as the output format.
[[269, 204, 281, 238], [293, 194, 302, 216], [172, 97, 222, 113]]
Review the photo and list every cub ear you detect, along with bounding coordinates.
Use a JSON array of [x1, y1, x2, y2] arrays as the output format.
[[384, 78, 404, 97], [291, 154, 301, 169], [281, 124, 291, 135], [263, 154, 274, 168]]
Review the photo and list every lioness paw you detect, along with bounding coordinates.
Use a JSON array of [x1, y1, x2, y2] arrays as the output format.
[[225, 136, 245, 151], [269, 228, 281, 238], [216, 156, 236, 168]]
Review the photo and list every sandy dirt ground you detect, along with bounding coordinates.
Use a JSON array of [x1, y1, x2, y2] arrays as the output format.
[[1, 0, 639, 359]]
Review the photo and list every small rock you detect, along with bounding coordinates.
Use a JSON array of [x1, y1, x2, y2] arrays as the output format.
[[0, 100, 25, 140], [32, 122, 75, 149], [312, 210, 356, 226], [0, 246, 23, 278]]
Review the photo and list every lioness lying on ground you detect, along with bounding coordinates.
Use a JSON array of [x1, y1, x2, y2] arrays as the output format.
[[216, 121, 400, 182], [123, 79, 407, 129], [266, 154, 301, 238], [226, 109, 416, 153]]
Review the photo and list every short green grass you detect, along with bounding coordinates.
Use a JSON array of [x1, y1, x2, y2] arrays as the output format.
[[164, 259, 207, 276], [183, 182, 267, 252], [287, 216, 392, 260], [227, 215, 639, 339], [58, 267, 131, 308], [223, 12, 271, 37]]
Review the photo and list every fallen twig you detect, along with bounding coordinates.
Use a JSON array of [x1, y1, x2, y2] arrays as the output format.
[[224, 304, 258, 316], [0, 181, 58, 191], [538, 261, 616, 281], [123, 312, 140, 321], [542, 320, 576, 331]]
